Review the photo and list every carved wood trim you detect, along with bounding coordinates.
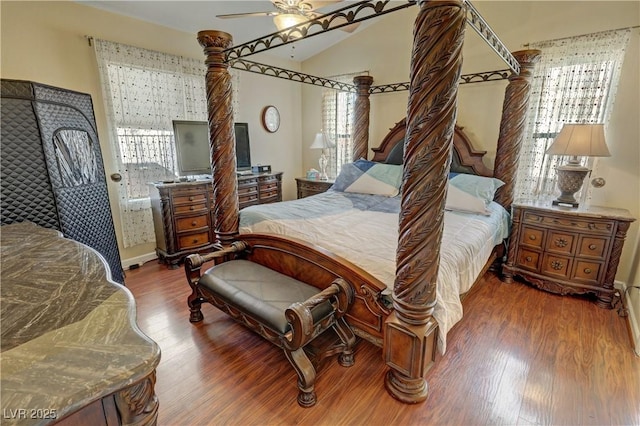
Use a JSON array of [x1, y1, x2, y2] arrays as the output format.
[[353, 75, 374, 161], [493, 49, 541, 211], [114, 372, 158, 426], [370, 118, 493, 177], [198, 30, 239, 245], [384, 0, 466, 404]]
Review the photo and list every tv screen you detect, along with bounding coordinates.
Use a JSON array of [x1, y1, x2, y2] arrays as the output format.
[[172, 120, 252, 176]]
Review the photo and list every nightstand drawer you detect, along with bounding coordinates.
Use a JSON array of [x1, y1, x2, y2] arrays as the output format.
[[572, 259, 603, 284], [516, 248, 541, 271], [521, 226, 545, 249], [522, 211, 615, 235], [577, 236, 608, 260], [545, 230, 576, 255], [175, 214, 208, 232], [541, 253, 572, 279]]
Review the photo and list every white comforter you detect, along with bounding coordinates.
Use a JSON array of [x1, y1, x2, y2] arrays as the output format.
[[239, 190, 509, 353]]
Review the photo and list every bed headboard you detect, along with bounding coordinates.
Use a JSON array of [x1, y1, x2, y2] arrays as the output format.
[[370, 118, 493, 177]]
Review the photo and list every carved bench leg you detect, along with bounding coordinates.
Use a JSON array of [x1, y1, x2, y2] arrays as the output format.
[[333, 317, 356, 367], [284, 347, 317, 408], [187, 292, 204, 323]]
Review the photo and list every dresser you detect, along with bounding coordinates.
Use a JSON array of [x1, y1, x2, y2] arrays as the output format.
[[149, 172, 282, 268], [295, 177, 334, 199], [1, 222, 160, 425], [502, 201, 635, 308]]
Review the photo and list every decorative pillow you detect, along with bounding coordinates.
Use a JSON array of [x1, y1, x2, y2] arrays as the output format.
[[333, 159, 402, 197], [384, 139, 404, 165], [445, 183, 490, 216], [449, 173, 504, 205]]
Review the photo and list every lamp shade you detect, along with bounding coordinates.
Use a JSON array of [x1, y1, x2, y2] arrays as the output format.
[[545, 124, 611, 157], [309, 131, 335, 150], [273, 13, 307, 32]]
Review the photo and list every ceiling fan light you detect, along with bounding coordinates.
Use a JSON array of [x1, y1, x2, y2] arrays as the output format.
[[273, 13, 307, 32]]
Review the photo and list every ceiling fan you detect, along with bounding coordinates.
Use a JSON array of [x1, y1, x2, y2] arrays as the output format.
[[216, 0, 358, 33]]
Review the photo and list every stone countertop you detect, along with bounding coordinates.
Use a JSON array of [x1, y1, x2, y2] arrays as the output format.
[[1, 222, 161, 425]]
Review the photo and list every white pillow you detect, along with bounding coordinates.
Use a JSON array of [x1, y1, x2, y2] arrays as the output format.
[[445, 183, 490, 216]]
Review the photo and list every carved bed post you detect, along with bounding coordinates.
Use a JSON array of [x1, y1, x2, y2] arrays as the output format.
[[352, 75, 374, 160], [384, 0, 466, 403], [198, 30, 240, 245], [493, 49, 542, 211]]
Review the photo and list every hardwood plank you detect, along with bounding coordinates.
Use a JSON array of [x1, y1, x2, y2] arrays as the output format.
[[123, 262, 640, 425]]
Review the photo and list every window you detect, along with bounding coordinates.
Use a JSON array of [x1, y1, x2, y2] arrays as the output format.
[[515, 30, 630, 203], [95, 39, 238, 247], [321, 72, 366, 178]]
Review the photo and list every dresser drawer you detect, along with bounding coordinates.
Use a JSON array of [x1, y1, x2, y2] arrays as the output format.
[[173, 192, 207, 205], [175, 215, 208, 232], [521, 226, 545, 250], [576, 236, 608, 260], [260, 181, 279, 192], [571, 259, 603, 285], [522, 211, 615, 235], [174, 203, 208, 215], [177, 231, 210, 249], [541, 253, 572, 279], [545, 230, 576, 255]]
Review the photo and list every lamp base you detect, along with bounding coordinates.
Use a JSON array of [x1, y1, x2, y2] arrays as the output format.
[[552, 164, 589, 209]]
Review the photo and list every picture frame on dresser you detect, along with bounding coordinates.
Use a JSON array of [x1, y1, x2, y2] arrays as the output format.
[[502, 201, 635, 308]]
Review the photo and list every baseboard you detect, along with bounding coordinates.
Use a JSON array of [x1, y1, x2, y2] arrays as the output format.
[[122, 252, 157, 270], [616, 281, 640, 357]]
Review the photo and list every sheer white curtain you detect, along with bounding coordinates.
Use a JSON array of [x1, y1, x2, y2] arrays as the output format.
[[94, 39, 239, 247], [321, 72, 367, 178], [515, 30, 630, 203]]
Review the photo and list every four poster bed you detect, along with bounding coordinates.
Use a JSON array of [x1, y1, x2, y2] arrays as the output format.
[[187, 0, 541, 406]]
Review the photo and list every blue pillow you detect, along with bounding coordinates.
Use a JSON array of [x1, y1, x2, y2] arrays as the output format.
[[449, 174, 504, 205], [332, 159, 402, 196]]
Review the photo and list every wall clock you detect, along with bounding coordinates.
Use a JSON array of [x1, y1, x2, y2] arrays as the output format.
[[261, 105, 280, 133]]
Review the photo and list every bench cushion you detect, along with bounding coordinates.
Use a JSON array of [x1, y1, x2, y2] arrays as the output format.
[[199, 260, 333, 334]]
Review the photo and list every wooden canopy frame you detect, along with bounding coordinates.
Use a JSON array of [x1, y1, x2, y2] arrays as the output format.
[[195, 0, 540, 404]]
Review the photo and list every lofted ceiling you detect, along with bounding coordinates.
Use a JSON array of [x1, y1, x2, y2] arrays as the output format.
[[77, 1, 385, 62]]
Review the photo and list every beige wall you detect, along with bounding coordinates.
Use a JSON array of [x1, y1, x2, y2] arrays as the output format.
[[1, 0, 304, 265]]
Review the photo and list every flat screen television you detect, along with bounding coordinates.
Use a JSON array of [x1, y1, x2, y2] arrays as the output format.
[[172, 120, 252, 176]]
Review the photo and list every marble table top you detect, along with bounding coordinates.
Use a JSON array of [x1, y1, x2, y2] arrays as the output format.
[[1, 222, 160, 425]]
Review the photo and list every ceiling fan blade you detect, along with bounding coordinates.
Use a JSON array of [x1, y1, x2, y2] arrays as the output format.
[[216, 11, 279, 19]]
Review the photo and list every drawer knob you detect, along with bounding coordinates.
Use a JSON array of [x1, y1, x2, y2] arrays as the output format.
[[525, 256, 532, 262], [584, 268, 592, 274], [192, 221, 197, 226], [193, 238, 198, 244], [528, 235, 536, 241], [190, 206, 195, 211], [588, 223, 596, 230], [589, 244, 597, 250], [189, 196, 194, 201], [550, 260, 564, 270], [554, 238, 568, 248]]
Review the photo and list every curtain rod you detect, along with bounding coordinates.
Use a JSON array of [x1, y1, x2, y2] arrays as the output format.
[[523, 25, 639, 48]]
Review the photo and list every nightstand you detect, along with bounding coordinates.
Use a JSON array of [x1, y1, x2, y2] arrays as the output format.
[[295, 177, 334, 199], [502, 201, 635, 308]]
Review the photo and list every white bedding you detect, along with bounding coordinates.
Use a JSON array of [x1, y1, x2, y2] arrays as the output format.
[[239, 190, 510, 353]]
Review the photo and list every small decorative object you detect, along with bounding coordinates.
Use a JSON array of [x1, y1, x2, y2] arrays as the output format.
[[591, 177, 606, 188], [545, 123, 611, 208], [306, 169, 319, 180], [261, 105, 280, 133], [309, 131, 335, 180]]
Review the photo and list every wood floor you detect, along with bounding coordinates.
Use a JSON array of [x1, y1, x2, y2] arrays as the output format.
[[124, 261, 640, 426]]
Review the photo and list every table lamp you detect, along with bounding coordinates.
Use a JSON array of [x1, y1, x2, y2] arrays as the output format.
[[545, 123, 610, 208], [310, 131, 335, 180]]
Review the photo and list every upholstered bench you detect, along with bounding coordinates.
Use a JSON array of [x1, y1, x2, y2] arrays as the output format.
[[185, 242, 356, 407]]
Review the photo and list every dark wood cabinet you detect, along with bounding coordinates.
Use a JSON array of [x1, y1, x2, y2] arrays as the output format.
[[150, 172, 282, 267], [502, 201, 635, 308], [295, 177, 334, 199]]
